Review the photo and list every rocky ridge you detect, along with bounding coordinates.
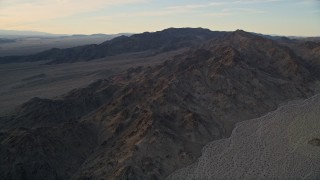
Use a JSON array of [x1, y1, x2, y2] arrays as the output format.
[[0, 30, 319, 180]]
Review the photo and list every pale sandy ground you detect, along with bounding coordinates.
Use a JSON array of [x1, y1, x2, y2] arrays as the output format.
[[167, 94, 320, 180]]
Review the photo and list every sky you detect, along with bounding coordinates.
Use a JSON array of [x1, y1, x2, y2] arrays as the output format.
[[0, 0, 319, 36]]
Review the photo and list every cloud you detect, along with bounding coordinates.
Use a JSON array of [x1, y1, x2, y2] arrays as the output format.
[[233, 0, 283, 4], [311, 10, 320, 13], [127, 2, 225, 17], [87, 2, 266, 22], [203, 7, 265, 17], [166, 2, 224, 11], [299, 0, 320, 4], [204, 12, 232, 17], [90, 2, 225, 19], [222, 8, 266, 14], [90, 8, 187, 20], [0, 0, 147, 28]]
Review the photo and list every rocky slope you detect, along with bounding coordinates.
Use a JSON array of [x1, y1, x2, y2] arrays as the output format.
[[0, 28, 227, 64], [0, 80, 118, 179], [167, 94, 320, 179], [0, 30, 319, 180], [0, 79, 118, 129], [279, 39, 320, 78]]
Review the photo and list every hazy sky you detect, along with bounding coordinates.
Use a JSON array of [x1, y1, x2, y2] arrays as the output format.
[[0, 0, 319, 36]]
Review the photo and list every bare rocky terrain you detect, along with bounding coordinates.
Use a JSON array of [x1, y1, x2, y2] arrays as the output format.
[[0, 28, 319, 180], [0, 28, 226, 64], [167, 94, 320, 179], [0, 50, 182, 114]]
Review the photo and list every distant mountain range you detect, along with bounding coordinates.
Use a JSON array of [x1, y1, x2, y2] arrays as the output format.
[[0, 38, 15, 44], [0, 30, 63, 38], [1, 28, 319, 65], [0, 29, 133, 38], [0, 31, 134, 56], [0, 28, 227, 63], [0, 28, 319, 179]]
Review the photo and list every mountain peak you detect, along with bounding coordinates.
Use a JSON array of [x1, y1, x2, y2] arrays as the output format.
[[235, 29, 246, 32], [232, 29, 256, 38]]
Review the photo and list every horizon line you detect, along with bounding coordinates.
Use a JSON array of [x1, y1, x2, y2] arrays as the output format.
[[0, 27, 319, 38]]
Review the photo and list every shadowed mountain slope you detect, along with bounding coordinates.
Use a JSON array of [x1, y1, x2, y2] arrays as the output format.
[[0, 79, 118, 180], [278, 39, 320, 78], [72, 31, 316, 179], [0, 30, 319, 180], [0, 79, 118, 130]]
